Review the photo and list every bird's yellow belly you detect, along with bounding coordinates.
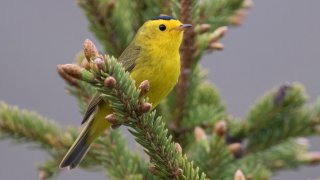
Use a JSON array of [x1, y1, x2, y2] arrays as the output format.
[[130, 53, 180, 107]]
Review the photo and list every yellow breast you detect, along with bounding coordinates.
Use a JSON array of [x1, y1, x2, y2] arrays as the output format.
[[130, 47, 180, 107]]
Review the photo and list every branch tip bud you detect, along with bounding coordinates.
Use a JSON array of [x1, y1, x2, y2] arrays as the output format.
[[234, 169, 246, 180], [198, 24, 211, 34], [307, 152, 320, 164], [105, 114, 118, 124], [139, 80, 150, 96], [242, 0, 253, 9], [93, 57, 104, 70], [57, 64, 78, 86], [214, 120, 227, 137], [230, 10, 247, 26], [175, 143, 182, 153], [139, 103, 152, 113], [209, 42, 224, 51], [104, 76, 117, 89], [228, 143, 242, 157], [58, 64, 82, 79], [83, 39, 99, 61], [38, 170, 50, 180], [210, 26, 228, 43], [194, 126, 207, 141]]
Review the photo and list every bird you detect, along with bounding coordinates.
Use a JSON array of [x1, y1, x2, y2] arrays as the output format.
[[59, 15, 192, 169]]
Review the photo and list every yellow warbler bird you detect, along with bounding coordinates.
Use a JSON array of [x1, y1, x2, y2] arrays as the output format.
[[59, 16, 191, 169]]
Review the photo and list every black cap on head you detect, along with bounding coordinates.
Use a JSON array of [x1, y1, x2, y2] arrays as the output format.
[[150, 15, 176, 21]]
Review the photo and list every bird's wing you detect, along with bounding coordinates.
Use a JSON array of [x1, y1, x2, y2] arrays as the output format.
[[81, 93, 103, 124], [117, 42, 141, 72]]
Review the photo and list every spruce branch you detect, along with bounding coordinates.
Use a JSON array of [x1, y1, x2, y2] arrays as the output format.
[[189, 132, 234, 179], [230, 83, 317, 153], [181, 68, 225, 130], [232, 139, 320, 176], [94, 131, 152, 180], [77, 0, 123, 56], [0, 101, 148, 179], [0, 102, 72, 151], [59, 42, 208, 179]]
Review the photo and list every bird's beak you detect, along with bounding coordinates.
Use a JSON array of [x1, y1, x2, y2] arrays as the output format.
[[171, 24, 192, 31], [179, 24, 192, 30]]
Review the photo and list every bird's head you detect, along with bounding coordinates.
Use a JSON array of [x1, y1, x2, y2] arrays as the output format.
[[135, 15, 192, 49]]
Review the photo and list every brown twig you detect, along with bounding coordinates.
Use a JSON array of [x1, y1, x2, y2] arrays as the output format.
[[173, 0, 196, 129]]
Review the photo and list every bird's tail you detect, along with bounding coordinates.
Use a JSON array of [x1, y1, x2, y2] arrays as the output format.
[[59, 101, 110, 169], [59, 121, 92, 169]]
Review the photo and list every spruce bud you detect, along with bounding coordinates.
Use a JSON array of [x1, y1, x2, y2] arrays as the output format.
[[307, 152, 320, 164], [209, 26, 228, 43], [83, 39, 99, 61], [209, 42, 224, 51], [58, 64, 82, 79], [214, 120, 227, 137], [105, 114, 118, 124], [94, 57, 104, 70], [198, 24, 211, 34], [104, 76, 117, 89], [175, 143, 182, 153], [234, 169, 246, 180], [194, 126, 207, 141], [228, 143, 242, 157], [139, 103, 152, 113], [139, 80, 150, 96], [242, 0, 253, 9]]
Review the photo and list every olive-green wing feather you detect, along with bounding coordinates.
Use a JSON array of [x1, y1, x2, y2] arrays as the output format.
[[81, 93, 103, 124], [118, 42, 141, 72]]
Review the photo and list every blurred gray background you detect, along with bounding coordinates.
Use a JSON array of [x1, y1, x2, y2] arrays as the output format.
[[0, 0, 319, 179]]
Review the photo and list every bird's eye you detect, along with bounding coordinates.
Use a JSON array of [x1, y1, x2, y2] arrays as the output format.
[[159, 24, 166, 31]]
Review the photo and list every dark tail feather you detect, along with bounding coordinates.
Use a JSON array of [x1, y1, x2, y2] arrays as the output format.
[[59, 126, 91, 169]]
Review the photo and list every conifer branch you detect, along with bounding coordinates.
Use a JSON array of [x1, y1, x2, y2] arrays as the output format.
[[0, 102, 147, 179], [228, 83, 319, 153], [59, 42, 208, 179], [77, 0, 122, 56], [94, 131, 152, 180], [233, 139, 320, 177], [0, 102, 71, 151]]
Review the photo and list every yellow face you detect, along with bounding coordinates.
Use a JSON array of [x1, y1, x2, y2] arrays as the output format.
[[135, 16, 191, 50]]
